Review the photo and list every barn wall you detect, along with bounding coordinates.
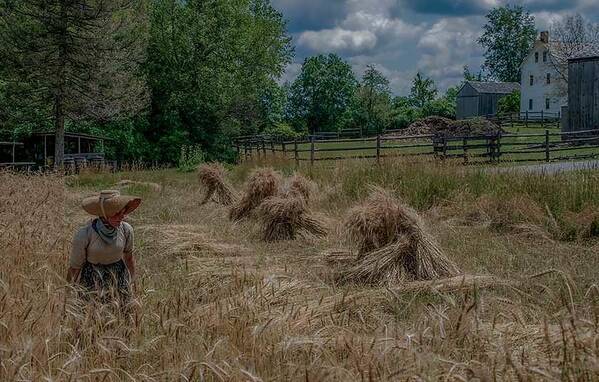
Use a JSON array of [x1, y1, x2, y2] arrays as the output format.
[[456, 96, 479, 119], [456, 83, 479, 119], [568, 57, 599, 132], [478, 94, 504, 116]]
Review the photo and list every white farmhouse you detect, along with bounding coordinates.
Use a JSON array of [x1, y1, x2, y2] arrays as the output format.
[[520, 31, 567, 117]]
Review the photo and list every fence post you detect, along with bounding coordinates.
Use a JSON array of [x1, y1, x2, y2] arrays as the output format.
[[541, 110, 544, 128], [525, 111, 529, 128], [376, 135, 381, 164], [270, 139, 275, 155], [310, 136, 315, 167], [244, 142, 248, 161], [463, 137, 468, 164], [545, 129, 550, 162], [262, 138, 267, 156], [282, 141, 286, 156], [294, 139, 299, 167], [496, 134, 502, 162], [442, 136, 447, 160]]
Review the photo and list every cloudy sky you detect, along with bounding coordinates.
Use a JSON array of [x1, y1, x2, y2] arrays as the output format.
[[271, 0, 599, 96]]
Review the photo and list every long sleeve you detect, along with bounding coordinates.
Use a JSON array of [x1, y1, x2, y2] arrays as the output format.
[[69, 227, 89, 269], [123, 223, 134, 255]]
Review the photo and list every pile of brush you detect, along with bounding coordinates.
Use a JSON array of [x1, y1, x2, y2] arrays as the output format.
[[229, 168, 282, 221], [340, 187, 460, 284], [197, 163, 238, 206], [258, 174, 327, 241]]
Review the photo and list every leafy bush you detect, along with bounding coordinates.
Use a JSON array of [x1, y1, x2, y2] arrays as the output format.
[[498, 91, 520, 114], [263, 122, 304, 140], [178, 144, 205, 172]]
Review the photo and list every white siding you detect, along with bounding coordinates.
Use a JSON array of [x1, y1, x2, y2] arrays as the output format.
[[520, 41, 567, 116]]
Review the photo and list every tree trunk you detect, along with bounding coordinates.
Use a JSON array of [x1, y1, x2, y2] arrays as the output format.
[[54, 95, 65, 168], [54, 0, 68, 169]]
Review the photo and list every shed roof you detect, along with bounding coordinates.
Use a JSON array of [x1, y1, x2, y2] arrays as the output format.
[[568, 55, 599, 63], [32, 131, 112, 141], [466, 81, 520, 94]]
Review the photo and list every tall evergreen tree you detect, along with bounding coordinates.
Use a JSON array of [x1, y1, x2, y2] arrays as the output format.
[[0, 0, 148, 166]]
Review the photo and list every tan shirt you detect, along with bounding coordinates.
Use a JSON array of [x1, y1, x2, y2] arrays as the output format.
[[70, 221, 134, 268]]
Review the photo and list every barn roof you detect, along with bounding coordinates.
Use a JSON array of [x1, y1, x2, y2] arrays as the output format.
[[466, 81, 520, 94]]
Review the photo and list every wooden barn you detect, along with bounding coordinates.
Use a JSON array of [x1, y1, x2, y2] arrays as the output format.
[[566, 55, 599, 133], [456, 81, 520, 119]]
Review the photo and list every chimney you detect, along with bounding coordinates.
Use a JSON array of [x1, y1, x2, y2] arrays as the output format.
[[540, 31, 549, 43]]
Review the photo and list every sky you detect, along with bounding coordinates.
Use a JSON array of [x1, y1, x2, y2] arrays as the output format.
[[271, 0, 599, 96]]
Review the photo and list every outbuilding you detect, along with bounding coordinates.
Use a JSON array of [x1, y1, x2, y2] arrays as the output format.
[[566, 55, 599, 133], [456, 81, 520, 119]]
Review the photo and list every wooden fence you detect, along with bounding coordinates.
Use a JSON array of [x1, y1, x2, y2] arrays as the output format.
[[234, 128, 599, 166]]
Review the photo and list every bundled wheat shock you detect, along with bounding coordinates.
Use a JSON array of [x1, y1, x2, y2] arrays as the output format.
[[228, 167, 282, 221], [342, 187, 460, 284], [197, 163, 238, 206]]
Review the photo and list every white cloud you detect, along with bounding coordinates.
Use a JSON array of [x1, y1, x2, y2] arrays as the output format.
[[297, 28, 378, 53], [417, 17, 485, 91]]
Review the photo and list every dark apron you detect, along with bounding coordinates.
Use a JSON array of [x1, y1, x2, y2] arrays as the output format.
[[79, 259, 131, 303]]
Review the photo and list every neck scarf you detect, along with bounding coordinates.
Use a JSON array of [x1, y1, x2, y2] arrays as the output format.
[[92, 218, 118, 245]]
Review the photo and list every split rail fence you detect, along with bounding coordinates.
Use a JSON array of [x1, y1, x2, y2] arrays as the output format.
[[234, 128, 599, 166]]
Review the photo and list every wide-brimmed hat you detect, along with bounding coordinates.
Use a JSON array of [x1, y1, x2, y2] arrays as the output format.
[[82, 190, 142, 218]]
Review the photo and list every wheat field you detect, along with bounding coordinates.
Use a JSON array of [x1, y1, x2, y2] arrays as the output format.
[[1, 159, 599, 381]]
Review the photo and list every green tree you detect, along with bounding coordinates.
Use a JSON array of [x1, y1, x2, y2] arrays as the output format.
[[497, 91, 521, 114], [390, 96, 422, 129], [478, 5, 536, 82], [287, 54, 357, 133], [355, 65, 392, 134], [0, 0, 148, 166], [146, 0, 293, 163], [410, 72, 437, 108]]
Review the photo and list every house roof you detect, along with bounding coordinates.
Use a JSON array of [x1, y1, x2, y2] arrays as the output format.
[[466, 81, 520, 94]]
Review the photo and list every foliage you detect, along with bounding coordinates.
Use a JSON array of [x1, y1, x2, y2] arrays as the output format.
[[389, 96, 423, 129], [178, 144, 206, 172], [410, 73, 438, 108], [146, 0, 293, 164], [463, 65, 486, 82], [354, 65, 393, 135], [287, 54, 358, 133], [263, 122, 304, 140], [478, 5, 537, 82], [0, 0, 148, 165], [497, 91, 521, 114], [422, 98, 456, 119]]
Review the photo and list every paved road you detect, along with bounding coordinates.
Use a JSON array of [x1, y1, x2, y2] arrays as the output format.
[[492, 160, 599, 174]]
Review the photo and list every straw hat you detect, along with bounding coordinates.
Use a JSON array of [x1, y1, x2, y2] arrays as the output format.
[[82, 190, 142, 218]]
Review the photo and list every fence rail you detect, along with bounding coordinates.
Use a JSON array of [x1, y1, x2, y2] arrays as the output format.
[[234, 128, 599, 166]]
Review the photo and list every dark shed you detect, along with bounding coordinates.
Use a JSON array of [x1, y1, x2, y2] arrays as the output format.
[[567, 55, 599, 132], [456, 81, 520, 119]]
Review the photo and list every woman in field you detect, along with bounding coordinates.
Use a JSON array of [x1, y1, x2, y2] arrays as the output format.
[[67, 190, 142, 303]]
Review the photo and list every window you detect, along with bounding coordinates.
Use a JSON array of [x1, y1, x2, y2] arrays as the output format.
[[543, 51, 548, 62], [546, 98, 550, 110], [535, 52, 539, 63], [529, 99, 533, 110], [530, 75, 534, 86], [546, 73, 551, 84]]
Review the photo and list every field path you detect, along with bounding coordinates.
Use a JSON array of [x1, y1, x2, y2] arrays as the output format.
[[492, 160, 599, 174]]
